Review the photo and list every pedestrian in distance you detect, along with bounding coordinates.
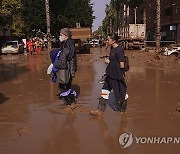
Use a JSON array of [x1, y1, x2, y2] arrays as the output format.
[[90, 33, 128, 117], [99, 38, 103, 49], [27, 38, 35, 55]]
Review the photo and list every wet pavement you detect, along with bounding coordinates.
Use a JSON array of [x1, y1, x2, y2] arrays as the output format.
[[0, 48, 180, 154]]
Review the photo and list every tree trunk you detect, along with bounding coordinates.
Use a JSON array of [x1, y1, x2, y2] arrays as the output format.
[[45, 0, 51, 51], [156, 0, 161, 51], [110, 18, 112, 34], [143, 3, 147, 49]]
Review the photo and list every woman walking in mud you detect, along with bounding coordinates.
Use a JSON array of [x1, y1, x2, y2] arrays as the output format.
[[90, 33, 128, 116], [50, 28, 77, 110]]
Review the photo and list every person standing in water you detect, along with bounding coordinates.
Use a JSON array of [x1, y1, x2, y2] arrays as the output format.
[[51, 28, 77, 110], [90, 33, 128, 116]]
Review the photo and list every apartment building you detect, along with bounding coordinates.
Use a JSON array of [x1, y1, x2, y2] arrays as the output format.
[[133, 0, 180, 42], [136, 0, 180, 42], [161, 0, 180, 42]]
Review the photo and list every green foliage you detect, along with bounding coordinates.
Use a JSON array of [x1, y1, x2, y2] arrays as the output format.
[[101, 0, 143, 36], [128, 0, 143, 8], [1, 0, 22, 16], [111, 0, 126, 10], [2, 0, 144, 39], [93, 25, 107, 39], [1, 0, 94, 37], [11, 15, 25, 36], [1, 0, 25, 37], [111, 0, 143, 8], [101, 2, 117, 36], [49, 0, 65, 35], [22, 0, 94, 36], [22, 0, 46, 36], [58, 0, 94, 28]]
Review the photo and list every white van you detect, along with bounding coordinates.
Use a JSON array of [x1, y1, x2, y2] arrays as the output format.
[[1, 41, 24, 54]]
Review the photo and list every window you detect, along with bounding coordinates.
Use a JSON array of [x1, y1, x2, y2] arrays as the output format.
[[148, 3, 151, 9], [176, 7, 180, 14], [164, 7, 172, 16]]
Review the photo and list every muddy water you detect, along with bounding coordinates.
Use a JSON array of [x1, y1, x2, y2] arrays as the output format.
[[0, 49, 180, 154]]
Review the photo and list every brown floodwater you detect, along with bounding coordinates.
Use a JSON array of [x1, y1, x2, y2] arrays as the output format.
[[0, 48, 180, 154]]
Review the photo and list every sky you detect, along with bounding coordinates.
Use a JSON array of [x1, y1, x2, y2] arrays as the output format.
[[91, 0, 111, 32]]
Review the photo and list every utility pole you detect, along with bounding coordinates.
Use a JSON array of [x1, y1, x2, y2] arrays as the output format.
[[156, 0, 161, 51], [45, 0, 51, 51]]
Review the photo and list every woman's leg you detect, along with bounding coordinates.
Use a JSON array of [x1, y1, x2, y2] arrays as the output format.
[[58, 76, 72, 93], [110, 78, 127, 112], [90, 77, 111, 116], [58, 83, 66, 93], [58, 77, 76, 106], [108, 79, 122, 111], [119, 79, 127, 112]]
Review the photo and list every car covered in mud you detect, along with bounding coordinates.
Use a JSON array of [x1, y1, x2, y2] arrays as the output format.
[[89, 39, 99, 47], [164, 46, 180, 56], [1, 41, 24, 54]]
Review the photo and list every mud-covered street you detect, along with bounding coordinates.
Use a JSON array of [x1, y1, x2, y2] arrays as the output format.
[[0, 48, 180, 154]]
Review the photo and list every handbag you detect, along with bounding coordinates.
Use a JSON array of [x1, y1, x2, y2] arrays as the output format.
[[57, 62, 70, 84]]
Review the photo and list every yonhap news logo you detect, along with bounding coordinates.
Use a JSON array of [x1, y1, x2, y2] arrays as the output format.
[[119, 132, 180, 149], [119, 132, 133, 148]]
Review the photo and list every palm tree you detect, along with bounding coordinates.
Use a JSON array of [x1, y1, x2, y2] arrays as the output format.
[[111, 0, 127, 33], [105, 2, 119, 34], [156, 0, 161, 51], [105, 4, 113, 34], [45, 0, 51, 51]]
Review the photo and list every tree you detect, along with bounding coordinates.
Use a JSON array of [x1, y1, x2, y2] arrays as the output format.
[[111, 0, 126, 32], [50, 0, 66, 35], [22, 0, 46, 36], [1, 0, 94, 38], [127, 0, 143, 8], [62, 0, 94, 28], [102, 3, 116, 35], [156, 0, 161, 50], [93, 26, 104, 38], [1, 0, 25, 37], [45, 0, 51, 51], [22, 0, 94, 36], [101, 0, 144, 36]]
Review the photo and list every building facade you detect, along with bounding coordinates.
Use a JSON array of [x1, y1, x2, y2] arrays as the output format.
[[134, 0, 180, 42], [161, 0, 180, 42]]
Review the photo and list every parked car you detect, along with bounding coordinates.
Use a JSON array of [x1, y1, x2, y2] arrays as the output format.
[[1, 41, 24, 54], [89, 39, 99, 47], [164, 46, 180, 56]]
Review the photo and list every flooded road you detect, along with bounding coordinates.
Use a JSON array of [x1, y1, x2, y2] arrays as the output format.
[[0, 48, 180, 154]]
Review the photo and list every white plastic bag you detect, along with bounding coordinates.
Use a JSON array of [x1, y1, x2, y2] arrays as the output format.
[[47, 63, 53, 75]]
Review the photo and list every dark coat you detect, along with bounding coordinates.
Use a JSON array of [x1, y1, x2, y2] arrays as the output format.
[[62, 38, 77, 77], [54, 38, 77, 77]]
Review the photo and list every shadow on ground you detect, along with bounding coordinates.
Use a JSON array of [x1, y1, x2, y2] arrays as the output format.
[[0, 93, 9, 104]]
